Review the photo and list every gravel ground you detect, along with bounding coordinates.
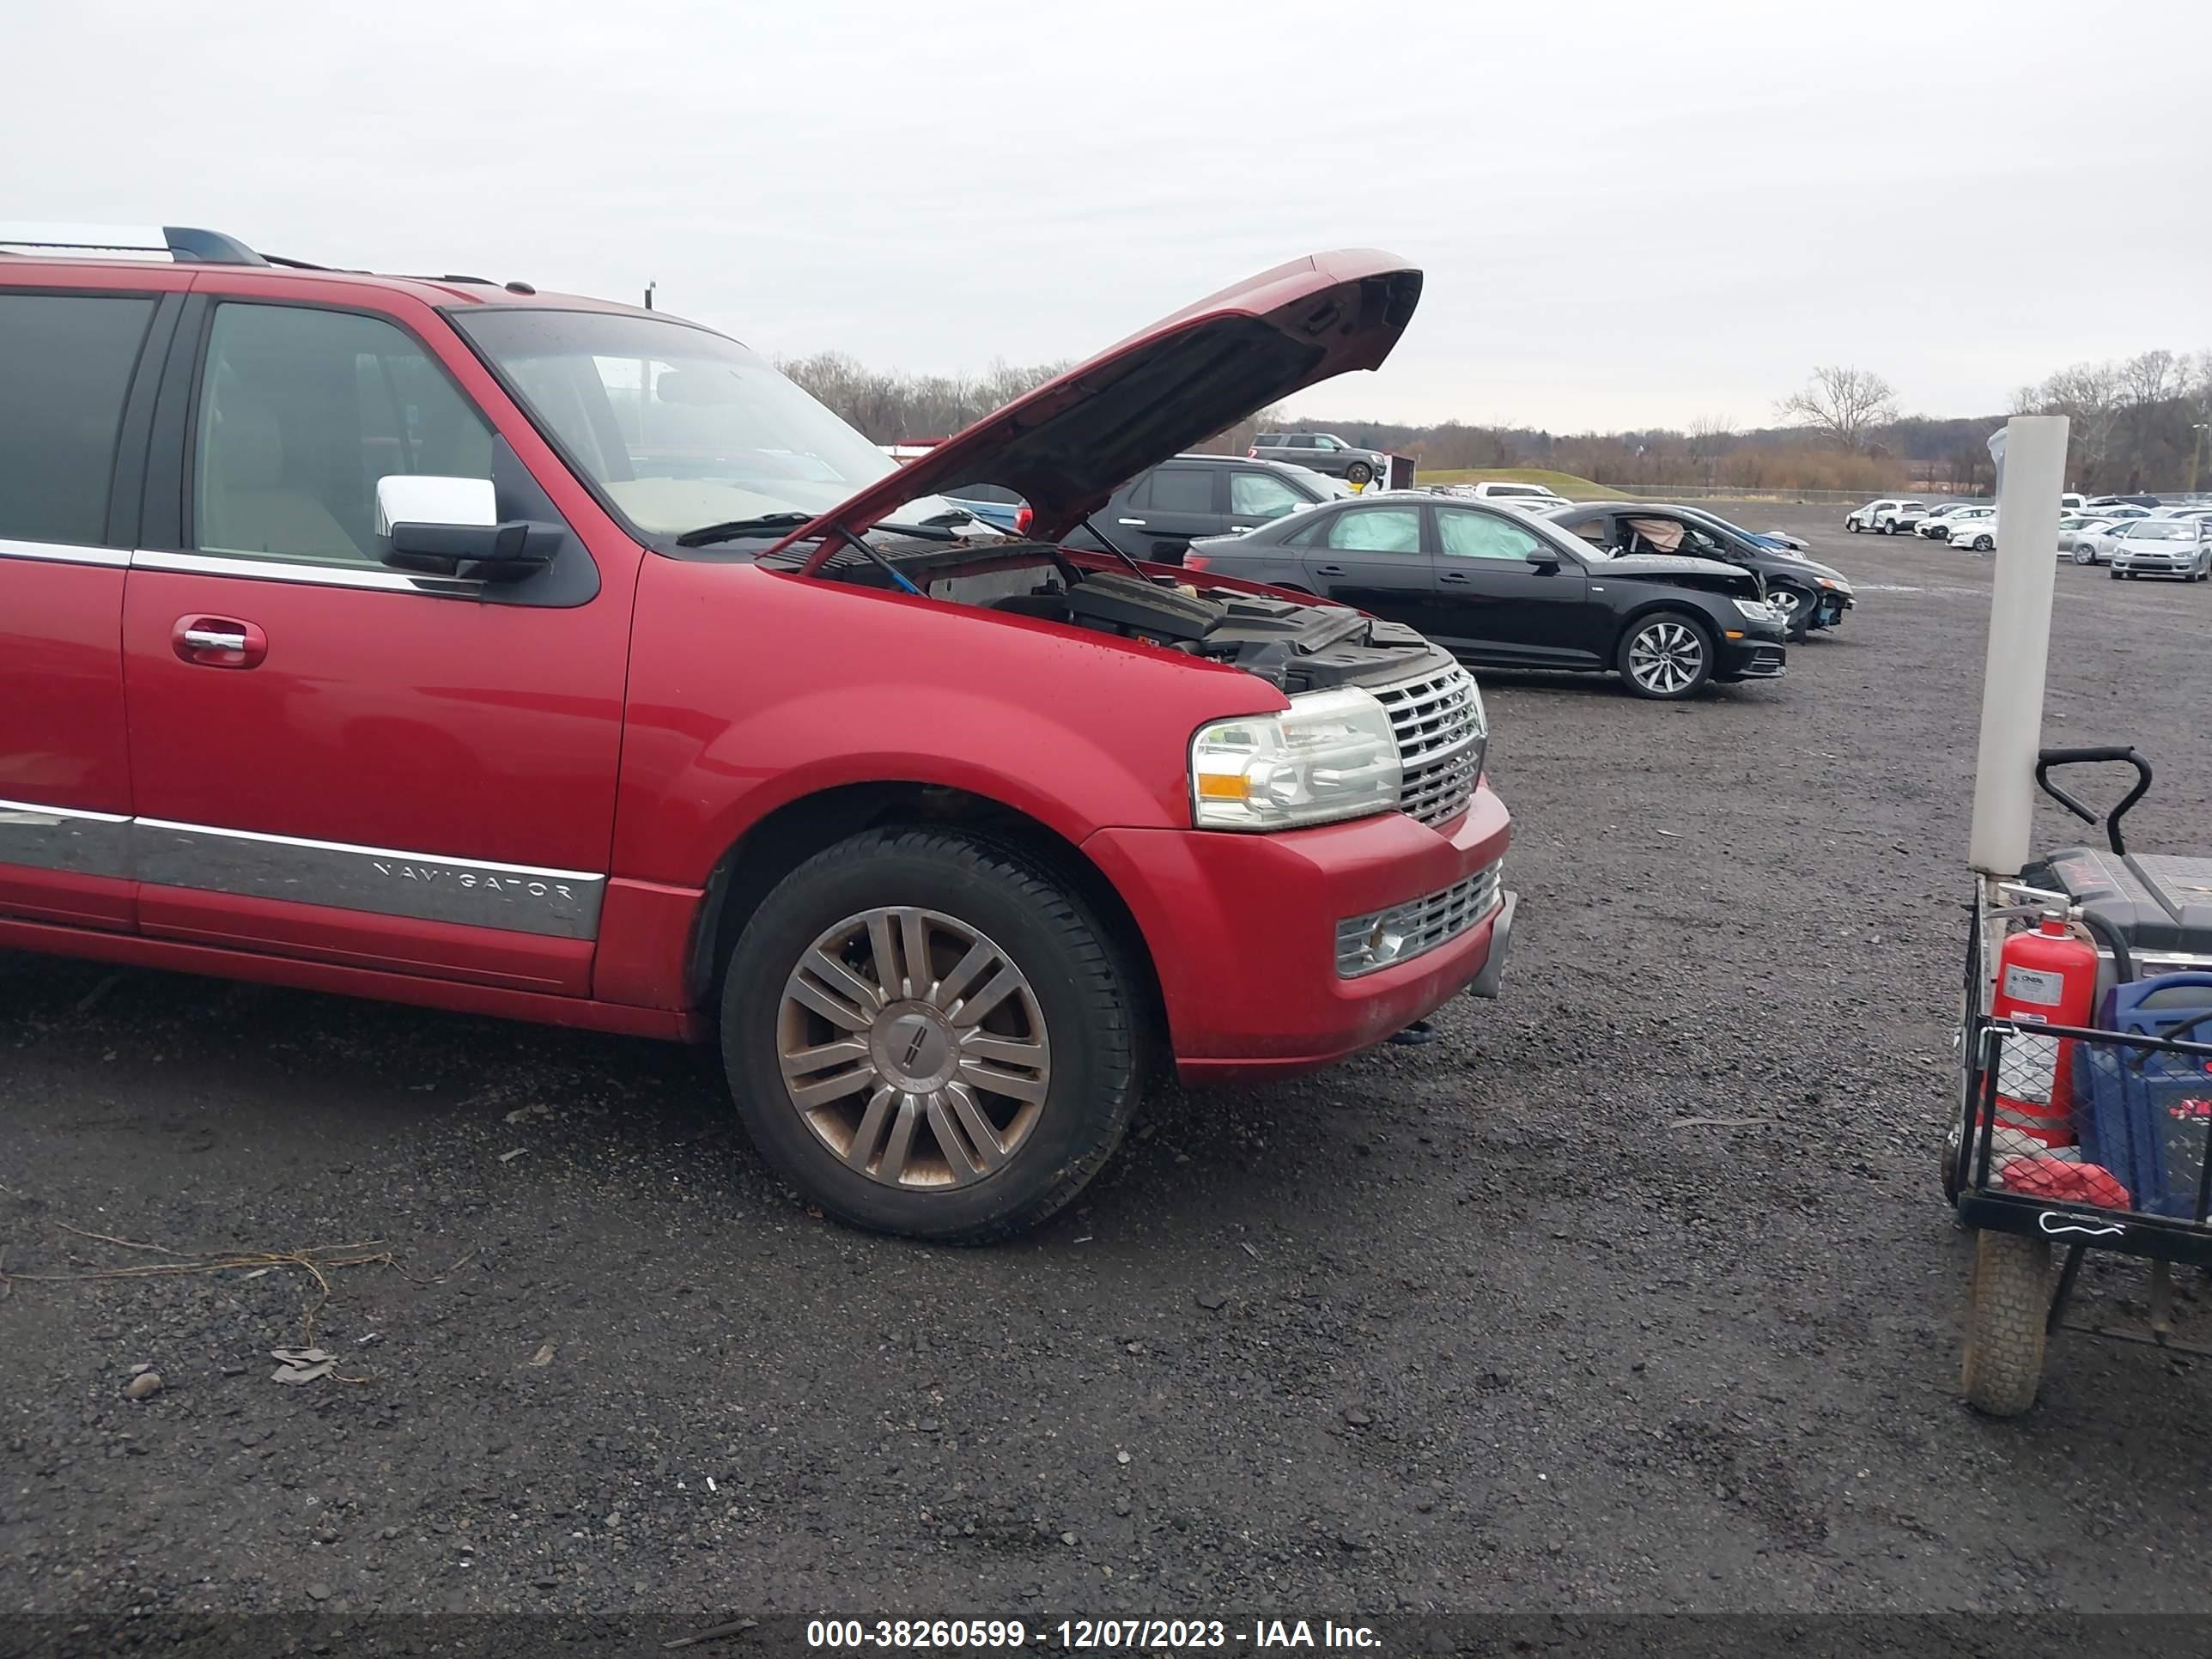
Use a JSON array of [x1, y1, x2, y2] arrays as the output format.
[[6, 507, 2212, 1623]]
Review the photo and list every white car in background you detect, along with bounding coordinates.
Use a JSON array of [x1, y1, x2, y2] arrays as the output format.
[[1915, 502, 1983, 538], [1844, 497, 1928, 534], [2106, 516, 2212, 580], [1929, 504, 1998, 546], [2058, 514, 2118, 562], [1462, 481, 1565, 504]]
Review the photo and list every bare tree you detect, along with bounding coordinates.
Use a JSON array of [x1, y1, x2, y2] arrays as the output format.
[[2118, 348, 2182, 412], [2027, 361, 2124, 489], [2185, 350, 2212, 493], [1776, 366, 1899, 452], [1688, 413, 1733, 484]]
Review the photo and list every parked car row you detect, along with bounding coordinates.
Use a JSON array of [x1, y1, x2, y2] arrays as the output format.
[[1172, 490, 1797, 702], [1837, 491, 2212, 583]]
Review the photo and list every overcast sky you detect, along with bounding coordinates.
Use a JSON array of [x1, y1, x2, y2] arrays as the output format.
[[12, 0, 2206, 431]]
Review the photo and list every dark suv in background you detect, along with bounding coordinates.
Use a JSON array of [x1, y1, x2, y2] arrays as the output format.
[[1067, 453, 1347, 562], [1249, 430, 1392, 486]]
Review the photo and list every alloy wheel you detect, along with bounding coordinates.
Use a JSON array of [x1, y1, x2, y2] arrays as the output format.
[[776, 906, 1051, 1190], [1626, 620, 1705, 695]]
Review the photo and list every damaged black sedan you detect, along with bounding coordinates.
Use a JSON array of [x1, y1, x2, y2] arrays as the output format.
[[1181, 494, 1786, 700]]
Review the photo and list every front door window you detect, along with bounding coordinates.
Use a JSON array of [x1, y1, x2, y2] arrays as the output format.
[[194, 303, 494, 567]]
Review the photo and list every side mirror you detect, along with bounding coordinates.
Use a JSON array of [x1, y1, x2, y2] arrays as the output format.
[[1525, 546, 1562, 568], [375, 475, 555, 583]]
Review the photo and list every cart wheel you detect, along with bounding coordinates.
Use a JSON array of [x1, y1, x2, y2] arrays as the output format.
[[1961, 1231, 2051, 1418]]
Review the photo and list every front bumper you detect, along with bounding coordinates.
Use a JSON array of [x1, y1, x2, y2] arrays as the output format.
[[1083, 783, 1513, 1082], [1715, 634, 1788, 681], [2112, 556, 2191, 576]]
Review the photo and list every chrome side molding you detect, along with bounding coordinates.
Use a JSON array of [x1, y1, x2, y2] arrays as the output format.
[[0, 804, 603, 939]]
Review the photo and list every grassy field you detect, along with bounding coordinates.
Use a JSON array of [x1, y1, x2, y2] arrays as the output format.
[[1410, 466, 1626, 499]]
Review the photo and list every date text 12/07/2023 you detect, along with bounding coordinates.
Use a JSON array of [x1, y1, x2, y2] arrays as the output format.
[[803, 1619, 1382, 1650]]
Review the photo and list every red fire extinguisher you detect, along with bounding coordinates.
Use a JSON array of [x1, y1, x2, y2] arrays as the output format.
[[1988, 915, 2100, 1146]]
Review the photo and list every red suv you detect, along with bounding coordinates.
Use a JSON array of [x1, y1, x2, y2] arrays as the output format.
[[0, 225, 1514, 1240]]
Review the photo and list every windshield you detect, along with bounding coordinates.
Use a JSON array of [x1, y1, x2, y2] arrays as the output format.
[[453, 308, 963, 538], [2130, 521, 2196, 541]]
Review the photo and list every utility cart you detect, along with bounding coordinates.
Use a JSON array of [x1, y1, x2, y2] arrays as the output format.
[[1953, 748, 2212, 1414], [1948, 416, 2212, 1415]]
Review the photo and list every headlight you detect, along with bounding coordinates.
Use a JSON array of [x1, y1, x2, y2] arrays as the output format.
[[1815, 576, 1850, 592], [1191, 688, 1402, 830], [1731, 598, 1778, 621]]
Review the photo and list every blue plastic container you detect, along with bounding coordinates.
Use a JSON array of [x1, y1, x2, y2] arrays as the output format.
[[2072, 972, 2212, 1218]]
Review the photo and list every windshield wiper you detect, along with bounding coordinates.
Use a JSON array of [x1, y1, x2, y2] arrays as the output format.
[[674, 512, 813, 549]]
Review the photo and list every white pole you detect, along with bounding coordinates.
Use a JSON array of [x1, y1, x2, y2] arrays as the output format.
[[1968, 414, 2070, 878]]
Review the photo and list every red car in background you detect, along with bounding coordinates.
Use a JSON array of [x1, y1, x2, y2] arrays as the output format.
[[0, 227, 1513, 1240]]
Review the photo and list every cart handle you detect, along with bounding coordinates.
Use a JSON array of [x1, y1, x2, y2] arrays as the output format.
[[2035, 746, 2152, 855]]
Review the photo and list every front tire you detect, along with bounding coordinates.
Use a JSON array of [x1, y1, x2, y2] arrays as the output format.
[[1847, 519, 1862, 533], [1961, 1231, 2051, 1417], [1972, 534, 1995, 552], [1345, 462, 1375, 486], [1771, 584, 1814, 642], [720, 828, 1143, 1242], [1617, 611, 1715, 700], [2073, 545, 2094, 565]]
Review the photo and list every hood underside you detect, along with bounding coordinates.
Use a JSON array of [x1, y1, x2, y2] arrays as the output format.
[[784, 251, 1423, 567]]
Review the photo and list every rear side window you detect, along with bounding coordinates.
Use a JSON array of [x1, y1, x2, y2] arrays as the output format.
[[0, 292, 155, 546], [194, 303, 493, 566], [1146, 467, 1214, 514]]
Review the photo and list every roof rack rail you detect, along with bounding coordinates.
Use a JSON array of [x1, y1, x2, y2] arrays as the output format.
[[0, 222, 267, 266]]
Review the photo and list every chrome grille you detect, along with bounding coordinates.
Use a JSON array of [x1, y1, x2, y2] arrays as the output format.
[[1373, 665, 1483, 827], [1335, 860, 1504, 977]]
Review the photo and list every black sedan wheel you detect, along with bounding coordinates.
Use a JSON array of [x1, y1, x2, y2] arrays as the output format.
[[1617, 611, 1715, 700], [1769, 584, 1815, 641], [1345, 462, 1374, 486]]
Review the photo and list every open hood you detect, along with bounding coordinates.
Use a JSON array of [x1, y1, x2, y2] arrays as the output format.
[[785, 250, 1422, 568]]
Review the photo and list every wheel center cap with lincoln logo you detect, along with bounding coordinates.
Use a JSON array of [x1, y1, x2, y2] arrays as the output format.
[[873, 1002, 956, 1091]]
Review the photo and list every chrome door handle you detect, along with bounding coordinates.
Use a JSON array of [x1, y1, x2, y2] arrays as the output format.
[[182, 628, 248, 651], [1230, 524, 1255, 532], [1117, 518, 1146, 526]]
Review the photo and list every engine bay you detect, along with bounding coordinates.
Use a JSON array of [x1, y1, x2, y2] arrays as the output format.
[[796, 538, 1449, 693]]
